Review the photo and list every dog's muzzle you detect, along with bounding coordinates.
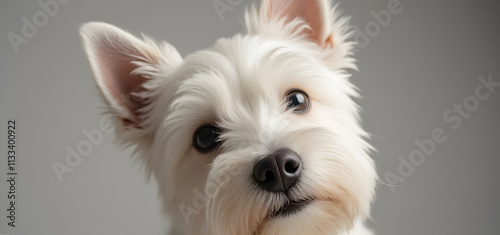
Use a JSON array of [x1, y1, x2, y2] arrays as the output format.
[[253, 149, 314, 217]]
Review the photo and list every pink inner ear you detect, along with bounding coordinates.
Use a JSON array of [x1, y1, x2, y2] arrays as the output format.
[[269, 0, 330, 46], [97, 43, 149, 124]]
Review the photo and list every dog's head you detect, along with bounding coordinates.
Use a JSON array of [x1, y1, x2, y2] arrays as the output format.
[[80, 0, 376, 234]]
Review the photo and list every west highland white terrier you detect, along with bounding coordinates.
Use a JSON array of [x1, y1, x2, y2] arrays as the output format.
[[80, 0, 377, 234]]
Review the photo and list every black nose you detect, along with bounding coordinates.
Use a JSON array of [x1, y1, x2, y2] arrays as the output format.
[[253, 149, 302, 192]]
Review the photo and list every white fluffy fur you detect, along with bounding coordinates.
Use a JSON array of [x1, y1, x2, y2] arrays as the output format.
[[80, 0, 377, 234]]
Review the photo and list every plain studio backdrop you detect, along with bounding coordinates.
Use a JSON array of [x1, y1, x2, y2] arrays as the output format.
[[0, 0, 499, 234]]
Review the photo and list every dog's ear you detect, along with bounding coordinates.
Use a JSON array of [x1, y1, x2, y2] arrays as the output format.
[[248, 0, 356, 70], [80, 22, 182, 130], [256, 0, 334, 47]]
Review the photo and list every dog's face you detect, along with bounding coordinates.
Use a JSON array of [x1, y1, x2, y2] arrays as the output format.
[[80, 0, 376, 234]]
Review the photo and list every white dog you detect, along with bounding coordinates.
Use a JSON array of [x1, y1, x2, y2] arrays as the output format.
[[80, 0, 377, 234]]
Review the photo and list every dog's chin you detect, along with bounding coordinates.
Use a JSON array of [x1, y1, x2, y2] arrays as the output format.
[[257, 200, 352, 235]]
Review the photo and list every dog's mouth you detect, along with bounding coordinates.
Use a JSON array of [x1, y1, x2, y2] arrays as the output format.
[[271, 197, 314, 217], [252, 196, 316, 234]]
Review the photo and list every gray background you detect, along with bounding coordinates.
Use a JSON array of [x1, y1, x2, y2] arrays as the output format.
[[1, 0, 499, 235]]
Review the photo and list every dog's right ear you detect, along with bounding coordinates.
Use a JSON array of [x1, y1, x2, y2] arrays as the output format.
[[80, 22, 182, 137]]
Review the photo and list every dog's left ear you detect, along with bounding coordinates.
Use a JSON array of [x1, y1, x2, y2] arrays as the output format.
[[248, 0, 355, 69], [252, 0, 334, 47]]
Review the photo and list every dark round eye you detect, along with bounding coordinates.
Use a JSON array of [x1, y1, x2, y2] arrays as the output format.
[[193, 125, 220, 152], [286, 89, 310, 113]]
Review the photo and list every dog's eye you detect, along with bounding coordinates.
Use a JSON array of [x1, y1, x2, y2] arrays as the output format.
[[286, 89, 310, 113], [193, 125, 220, 152]]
